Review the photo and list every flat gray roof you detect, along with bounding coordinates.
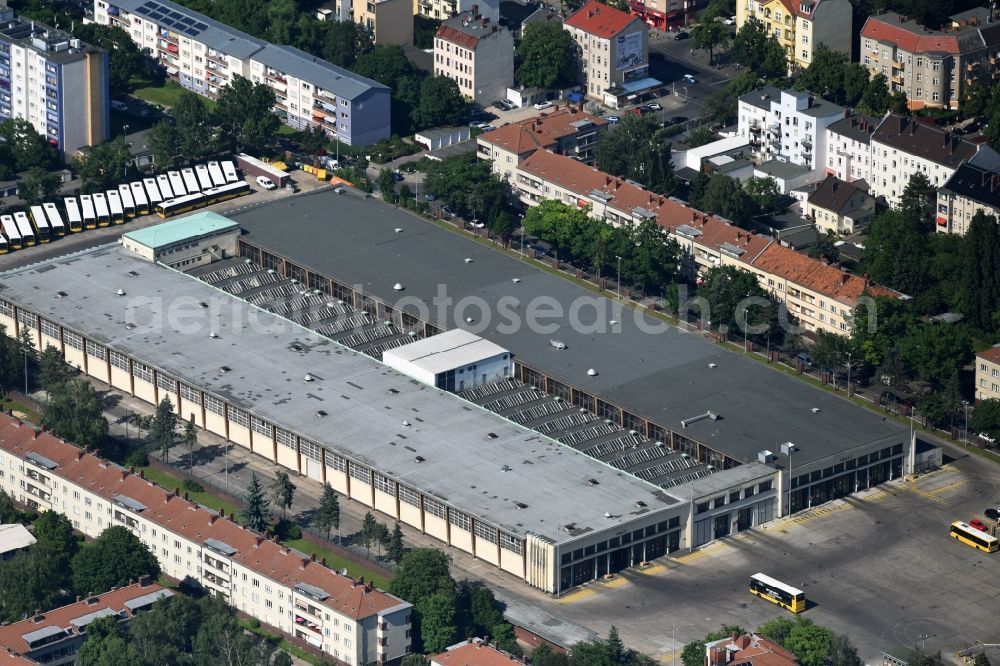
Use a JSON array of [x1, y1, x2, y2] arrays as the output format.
[[0, 246, 681, 545], [686, 462, 773, 499], [252, 44, 388, 99], [111, 0, 264, 59], [756, 159, 812, 180], [230, 188, 907, 468]]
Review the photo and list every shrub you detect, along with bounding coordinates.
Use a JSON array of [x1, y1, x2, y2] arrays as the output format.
[[182, 479, 204, 493], [124, 449, 149, 467]]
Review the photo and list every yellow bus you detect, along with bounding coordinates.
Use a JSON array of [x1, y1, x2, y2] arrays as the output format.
[[750, 573, 806, 613], [950, 521, 998, 553]]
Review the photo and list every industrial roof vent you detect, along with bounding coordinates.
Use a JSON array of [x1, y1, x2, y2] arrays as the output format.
[[219, 366, 230, 373], [209, 332, 218, 339], [635, 500, 647, 508], [758, 449, 775, 464], [116, 288, 126, 296], [708, 362, 718, 368], [393, 283, 404, 291], [316, 410, 327, 417], [587, 478, 599, 485], [303, 373, 314, 382], [56, 290, 67, 298], [515, 502, 528, 509], [414, 455, 425, 463], [587, 368, 598, 376], [500, 464, 512, 472]]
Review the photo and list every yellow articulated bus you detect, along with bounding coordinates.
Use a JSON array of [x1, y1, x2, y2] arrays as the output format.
[[950, 521, 998, 553], [750, 573, 806, 613]]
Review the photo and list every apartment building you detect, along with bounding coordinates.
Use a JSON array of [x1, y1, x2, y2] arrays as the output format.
[[417, 0, 499, 21], [935, 162, 1000, 234], [860, 9, 1000, 112], [806, 175, 876, 234], [824, 113, 877, 183], [735, 0, 852, 70], [564, 1, 649, 100], [737, 86, 846, 177], [0, 5, 109, 158], [0, 579, 171, 666], [0, 417, 413, 665], [315, 0, 414, 46], [704, 632, 799, 666], [626, 0, 697, 30], [870, 113, 1000, 207], [513, 149, 900, 335], [94, 0, 391, 146], [433, 10, 514, 106], [976, 346, 1000, 402], [431, 638, 525, 665], [476, 105, 608, 181]]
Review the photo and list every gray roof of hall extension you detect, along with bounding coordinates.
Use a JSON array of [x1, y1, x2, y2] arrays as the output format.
[[738, 85, 783, 111], [111, 0, 265, 59], [0, 245, 681, 545], [252, 44, 389, 99], [229, 188, 907, 469]]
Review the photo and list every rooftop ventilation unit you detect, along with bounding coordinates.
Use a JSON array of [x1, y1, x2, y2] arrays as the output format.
[[304, 373, 314, 382], [515, 502, 528, 509], [512, 278, 520, 283], [635, 500, 647, 508], [758, 449, 775, 464], [708, 362, 718, 368], [587, 478, 599, 485], [609, 319, 618, 325], [414, 455, 425, 463], [116, 288, 126, 296], [604, 511, 612, 518], [655, 441, 665, 447], [393, 283, 403, 291], [219, 366, 230, 373], [465, 316, 474, 323], [56, 291, 67, 298], [487, 432, 497, 439], [500, 464, 512, 472], [681, 411, 719, 428], [811, 407, 821, 413], [464, 258, 473, 263], [402, 420, 411, 427], [243, 258, 253, 264], [394, 227, 403, 233], [587, 368, 598, 376], [209, 332, 218, 339]]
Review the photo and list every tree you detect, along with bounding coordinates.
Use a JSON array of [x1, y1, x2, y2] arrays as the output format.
[[17, 325, 36, 388], [757, 617, 797, 645], [316, 483, 341, 542], [424, 153, 507, 222], [608, 625, 626, 662], [974, 654, 992, 666], [299, 125, 328, 164], [270, 470, 296, 520], [73, 24, 147, 97], [492, 623, 522, 658], [899, 172, 936, 229], [360, 511, 378, 556], [214, 75, 280, 153], [744, 176, 781, 214], [532, 644, 572, 666], [18, 166, 62, 205], [809, 231, 840, 264], [828, 634, 862, 666], [41, 379, 111, 453], [172, 91, 213, 161], [468, 585, 503, 636], [970, 399, 1000, 443], [595, 113, 676, 193], [784, 620, 833, 666], [0, 118, 58, 172], [730, 17, 786, 79], [698, 265, 784, 344], [692, 20, 729, 66], [516, 21, 577, 89], [149, 120, 182, 169], [0, 490, 20, 524], [148, 396, 178, 462], [401, 655, 431, 666], [682, 640, 706, 666], [959, 211, 1000, 330], [181, 417, 197, 473], [412, 76, 468, 132], [71, 526, 160, 596], [378, 168, 398, 203], [419, 592, 458, 653], [242, 472, 270, 533], [861, 210, 929, 296], [810, 330, 849, 372], [390, 548, 455, 603], [74, 136, 132, 192], [795, 44, 849, 103], [386, 523, 405, 564], [33, 510, 79, 561], [77, 615, 144, 666], [319, 20, 374, 69], [0, 551, 68, 622], [697, 173, 757, 228], [686, 126, 716, 148], [38, 344, 70, 394], [273, 652, 294, 666]]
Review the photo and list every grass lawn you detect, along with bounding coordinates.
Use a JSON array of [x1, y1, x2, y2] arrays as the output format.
[[284, 538, 391, 590], [132, 79, 217, 112], [276, 124, 298, 137], [2, 399, 40, 424], [137, 465, 241, 519]]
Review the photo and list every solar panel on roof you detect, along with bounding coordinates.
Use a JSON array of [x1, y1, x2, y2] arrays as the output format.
[[169, 10, 183, 19], [180, 16, 194, 24], [149, 11, 163, 19], [194, 21, 207, 30], [140, 1, 156, 9]]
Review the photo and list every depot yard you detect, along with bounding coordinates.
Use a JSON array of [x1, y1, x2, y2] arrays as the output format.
[[494, 441, 1000, 665]]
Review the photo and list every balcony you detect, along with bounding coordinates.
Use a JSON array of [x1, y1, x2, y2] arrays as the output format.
[[891, 73, 903, 84], [205, 51, 227, 67], [892, 60, 904, 71], [25, 484, 50, 502], [25, 469, 49, 485], [294, 602, 322, 619], [203, 572, 230, 592], [203, 555, 229, 573]]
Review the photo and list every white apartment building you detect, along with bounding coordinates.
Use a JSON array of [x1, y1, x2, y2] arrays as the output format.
[[94, 0, 391, 146], [416, 0, 499, 21], [936, 162, 1000, 234], [0, 418, 413, 666], [433, 10, 513, 106], [563, 0, 649, 101], [824, 113, 876, 183], [976, 346, 1000, 402], [0, 6, 109, 158], [870, 113, 1000, 207], [737, 86, 846, 177]]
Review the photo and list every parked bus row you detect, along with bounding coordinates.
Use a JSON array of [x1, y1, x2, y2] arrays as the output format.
[[0, 160, 243, 254]]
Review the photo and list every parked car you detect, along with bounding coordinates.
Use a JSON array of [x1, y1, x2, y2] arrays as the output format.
[[723, 15, 736, 24], [645, 102, 663, 111], [110, 99, 128, 112], [533, 101, 553, 110], [255, 175, 276, 190], [605, 115, 620, 123], [674, 31, 690, 39], [424, 193, 437, 201], [797, 352, 813, 368], [393, 171, 405, 182], [683, 74, 699, 84], [969, 519, 989, 532], [441, 205, 456, 219]]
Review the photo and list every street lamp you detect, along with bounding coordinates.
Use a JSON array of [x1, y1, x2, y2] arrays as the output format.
[[846, 352, 852, 396], [781, 442, 797, 516], [963, 400, 970, 445], [616, 255, 622, 300]]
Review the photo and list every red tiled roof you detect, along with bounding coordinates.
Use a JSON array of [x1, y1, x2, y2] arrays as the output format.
[[0, 416, 406, 621], [708, 634, 798, 666], [431, 640, 524, 666], [564, 0, 637, 38], [861, 14, 960, 54], [978, 346, 1000, 363], [479, 107, 606, 156], [0, 581, 168, 656], [0, 652, 34, 665], [435, 24, 479, 49]]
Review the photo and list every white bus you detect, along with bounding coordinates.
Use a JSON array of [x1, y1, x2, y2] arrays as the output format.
[[1, 215, 22, 249], [92, 192, 111, 226], [156, 174, 173, 199], [107, 190, 125, 224], [181, 167, 200, 193], [29, 205, 52, 243], [42, 202, 66, 237], [143, 178, 163, 208], [118, 184, 136, 218], [168, 171, 186, 197], [14, 211, 36, 246], [221, 160, 239, 183], [0, 232, 7, 254], [195, 164, 213, 191], [129, 182, 150, 216], [79, 194, 97, 229], [207, 161, 226, 187], [63, 197, 83, 233]]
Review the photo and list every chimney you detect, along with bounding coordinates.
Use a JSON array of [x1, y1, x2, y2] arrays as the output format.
[[183, 491, 189, 501], [138, 575, 151, 587], [992, 174, 998, 190], [209, 513, 218, 525], [128, 466, 134, 474], [321, 557, 326, 566], [139, 469, 145, 478], [359, 577, 365, 586], [841, 273, 849, 285], [471, 3, 478, 15], [122, 470, 128, 481], [311, 553, 316, 561], [32, 429, 40, 439], [229, 511, 234, 521], [77, 450, 84, 461]]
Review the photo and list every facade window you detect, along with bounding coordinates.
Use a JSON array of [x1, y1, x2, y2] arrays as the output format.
[[348, 461, 372, 483], [373, 473, 394, 496], [40, 318, 60, 339], [110, 350, 130, 371], [63, 331, 83, 350], [228, 407, 249, 427], [156, 372, 177, 392], [204, 394, 224, 416], [85, 340, 107, 360], [275, 428, 296, 450], [399, 485, 421, 507], [424, 498, 446, 519], [300, 439, 321, 462], [179, 383, 201, 404], [327, 452, 346, 472], [449, 509, 472, 532], [0, 300, 12, 318], [250, 416, 272, 437]]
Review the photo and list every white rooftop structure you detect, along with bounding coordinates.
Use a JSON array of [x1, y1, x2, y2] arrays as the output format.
[[0, 523, 36, 558], [384, 329, 508, 376]]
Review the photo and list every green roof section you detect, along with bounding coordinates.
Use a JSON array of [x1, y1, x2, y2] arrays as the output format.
[[122, 212, 238, 250]]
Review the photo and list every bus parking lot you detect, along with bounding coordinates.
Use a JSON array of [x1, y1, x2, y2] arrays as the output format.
[[486, 440, 1000, 664]]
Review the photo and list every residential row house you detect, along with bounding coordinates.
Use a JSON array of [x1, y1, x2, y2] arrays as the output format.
[[563, 1, 649, 101], [935, 161, 1000, 234], [433, 9, 514, 106], [416, 0, 498, 21], [736, 87, 846, 178], [94, 0, 391, 146], [0, 579, 171, 666], [0, 5, 109, 159], [824, 113, 877, 184], [860, 8, 1000, 112], [976, 345, 1000, 402], [0, 417, 413, 665], [510, 149, 900, 335], [704, 632, 799, 666], [735, 0, 852, 71], [430, 638, 526, 666], [806, 174, 876, 234], [476, 105, 608, 181]]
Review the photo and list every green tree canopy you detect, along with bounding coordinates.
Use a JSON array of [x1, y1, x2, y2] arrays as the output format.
[[412, 76, 468, 132], [316, 483, 341, 542], [18, 166, 62, 206], [970, 399, 1000, 442], [418, 592, 458, 653], [730, 17, 787, 79], [71, 526, 160, 597], [74, 136, 132, 193], [77, 615, 145, 666], [595, 113, 676, 194], [41, 379, 111, 453], [694, 173, 758, 228], [270, 470, 296, 520], [697, 265, 786, 344], [148, 396, 177, 462], [242, 472, 270, 533], [959, 211, 1000, 330], [0, 118, 58, 172], [861, 210, 929, 297], [692, 20, 729, 66], [516, 21, 577, 89], [214, 75, 279, 153], [390, 548, 455, 603]]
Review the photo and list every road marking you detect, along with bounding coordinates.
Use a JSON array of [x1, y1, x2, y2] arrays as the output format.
[[657, 649, 682, 664], [602, 576, 630, 589], [784, 502, 851, 526], [558, 587, 595, 604], [638, 563, 668, 576]]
